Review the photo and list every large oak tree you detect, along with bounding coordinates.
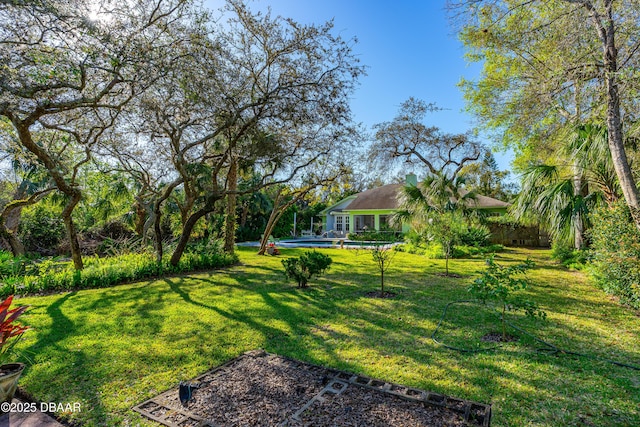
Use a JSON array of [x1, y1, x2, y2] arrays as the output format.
[[0, 0, 191, 268]]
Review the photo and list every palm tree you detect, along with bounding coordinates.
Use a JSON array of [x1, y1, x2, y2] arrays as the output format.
[[394, 171, 477, 276], [511, 124, 617, 249]]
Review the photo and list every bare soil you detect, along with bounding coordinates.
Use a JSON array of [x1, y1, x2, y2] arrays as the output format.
[[481, 332, 518, 343], [135, 351, 487, 427], [364, 290, 397, 299]]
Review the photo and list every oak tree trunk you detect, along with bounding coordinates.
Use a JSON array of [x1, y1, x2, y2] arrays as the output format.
[[153, 204, 163, 264], [258, 208, 284, 255], [62, 190, 83, 270], [0, 226, 25, 257], [11, 119, 85, 269], [224, 158, 238, 254], [170, 208, 210, 266]]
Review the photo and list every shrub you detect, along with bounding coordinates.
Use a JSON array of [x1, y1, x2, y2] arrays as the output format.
[[0, 250, 37, 278], [0, 241, 238, 298], [19, 205, 65, 255], [460, 225, 492, 247], [468, 255, 545, 340], [348, 230, 403, 242], [282, 250, 332, 288], [589, 201, 640, 309], [550, 242, 588, 270]]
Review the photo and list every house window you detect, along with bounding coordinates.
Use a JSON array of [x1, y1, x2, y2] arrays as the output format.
[[379, 215, 399, 231], [335, 215, 343, 232], [345, 215, 350, 232], [354, 215, 375, 232]]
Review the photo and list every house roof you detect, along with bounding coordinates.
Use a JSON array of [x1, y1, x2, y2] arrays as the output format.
[[342, 184, 403, 210], [463, 191, 510, 209], [327, 184, 509, 212]]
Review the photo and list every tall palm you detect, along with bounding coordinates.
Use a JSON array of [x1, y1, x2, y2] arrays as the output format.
[[394, 171, 477, 276]]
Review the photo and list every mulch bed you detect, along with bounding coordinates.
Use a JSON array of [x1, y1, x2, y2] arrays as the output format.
[[134, 350, 491, 427], [481, 332, 518, 343], [364, 290, 397, 299]]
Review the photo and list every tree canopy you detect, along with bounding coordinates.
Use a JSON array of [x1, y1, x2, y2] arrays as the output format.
[[0, 0, 364, 267], [450, 0, 640, 225]]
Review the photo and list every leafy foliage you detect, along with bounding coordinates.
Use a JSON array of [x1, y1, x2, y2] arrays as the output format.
[[0, 295, 29, 365], [395, 172, 477, 275], [19, 204, 65, 255], [589, 201, 640, 309], [460, 225, 492, 247], [0, 243, 237, 298], [550, 242, 588, 270], [468, 255, 545, 339], [348, 229, 403, 242], [282, 250, 332, 288], [460, 151, 517, 201]]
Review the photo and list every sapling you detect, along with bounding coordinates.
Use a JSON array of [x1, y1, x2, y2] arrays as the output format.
[[370, 244, 396, 294], [468, 255, 546, 340]]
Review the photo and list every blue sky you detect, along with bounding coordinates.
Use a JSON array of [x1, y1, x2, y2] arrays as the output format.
[[206, 0, 514, 173]]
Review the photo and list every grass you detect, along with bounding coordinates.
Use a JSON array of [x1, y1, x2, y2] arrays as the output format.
[[11, 246, 640, 426]]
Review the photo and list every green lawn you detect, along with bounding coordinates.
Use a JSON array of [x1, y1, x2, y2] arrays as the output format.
[[13, 246, 640, 426]]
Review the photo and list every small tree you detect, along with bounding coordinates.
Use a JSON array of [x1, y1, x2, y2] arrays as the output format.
[[426, 211, 468, 276], [395, 172, 476, 276], [468, 255, 546, 340], [282, 251, 332, 288], [370, 244, 396, 294]]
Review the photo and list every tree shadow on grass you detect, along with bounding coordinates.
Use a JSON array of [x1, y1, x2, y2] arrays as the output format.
[[14, 247, 640, 426], [19, 292, 112, 425]]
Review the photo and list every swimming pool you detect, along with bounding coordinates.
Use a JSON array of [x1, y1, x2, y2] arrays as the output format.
[[239, 238, 395, 249], [275, 237, 392, 248]]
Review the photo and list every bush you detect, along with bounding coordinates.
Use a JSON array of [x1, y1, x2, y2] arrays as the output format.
[[347, 230, 403, 242], [0, 241, 238, 298], [468, 255, 545, 340], [393, 242, 430, 255], [19, 205, 65, 255], [589, 201, 640, 309], [282, 250, 332, 288], [550, 242, 588, 270], [460, 225, 492, 247], [395, 242, 503, 258], [0, 250, 38, 278]]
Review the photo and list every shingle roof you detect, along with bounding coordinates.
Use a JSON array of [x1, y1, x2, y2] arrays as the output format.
[[342, 184, 403, 210], [339, 184, 509, 211], [463, 191, 510, 209]]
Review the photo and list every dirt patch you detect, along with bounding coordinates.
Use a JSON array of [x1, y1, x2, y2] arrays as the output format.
[[134, 350, 491, 427], [481, 332, 518, 343], [364, 290, 397, 298], [434, 273, 463, 278]]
